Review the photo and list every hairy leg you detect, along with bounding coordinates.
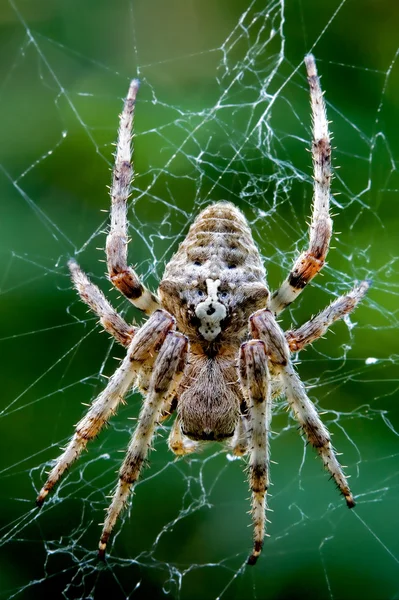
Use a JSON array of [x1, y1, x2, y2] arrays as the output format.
[[250, 309, 355, 507], [270, 55, 332, 314], [285, 281, 370, 352], [69, 259, 135, 347], [240, 340, 271, 565], [282, 362, 354, 506], [98, 331, 188, 557], [106, 79, 160, 314], [36, 310, 174, 506]]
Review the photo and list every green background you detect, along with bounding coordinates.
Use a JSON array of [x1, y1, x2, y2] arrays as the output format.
[[1, 1, 398, 599]]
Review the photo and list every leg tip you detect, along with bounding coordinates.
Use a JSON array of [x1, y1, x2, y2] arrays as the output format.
[[128, 79, 140, 99], [247, 540, 263, 566], [98, 543, 107, 561], [247, 553, 259, 566], [36, 490, 48, 507], [304, 54, 317, 77], [361, 279, 372, 293], [346, 494, 356, 509], [67, 258, 78, 270]]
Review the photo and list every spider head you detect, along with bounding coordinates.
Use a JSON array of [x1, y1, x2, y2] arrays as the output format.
[[159, 276, 232, 341]]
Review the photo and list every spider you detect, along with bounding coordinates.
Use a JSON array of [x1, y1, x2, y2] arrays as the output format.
[[37, 55, 369, 565]]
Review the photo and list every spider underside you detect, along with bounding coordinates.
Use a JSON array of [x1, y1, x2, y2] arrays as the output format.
[[37, 55, 369, 566]]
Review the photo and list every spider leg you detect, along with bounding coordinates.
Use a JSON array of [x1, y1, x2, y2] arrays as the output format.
[[98, 330, 188, 558], [68, 259, 136, 347], [270, 55, 332, 315], [36, 310, 175, 507], [106, 79, 160, 315], [250, 309, 355, 507], [285, 280, 370, 352], [168, 417, 199, 456], [239, 340, 271, 566], [282, 363, 354, 507], [230, 413, 249, 457]]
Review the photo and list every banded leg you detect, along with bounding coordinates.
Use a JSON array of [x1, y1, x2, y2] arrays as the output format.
[[240, 340, 271, 566], [36, 310, 174, 506], [250, 309, 355, 508], [98, 331, 188, 558], [285, 280, 370, 352], [106, 79, 160, 314], [68, 259, 135, 348], [270, 55, 332, 314], [281, 363, 354, 507]]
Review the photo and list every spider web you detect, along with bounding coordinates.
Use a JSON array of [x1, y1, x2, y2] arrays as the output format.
[[1, 0, 398, 598]]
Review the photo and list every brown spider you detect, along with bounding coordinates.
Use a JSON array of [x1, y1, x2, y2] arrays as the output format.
[[37, 55, 369, 565]]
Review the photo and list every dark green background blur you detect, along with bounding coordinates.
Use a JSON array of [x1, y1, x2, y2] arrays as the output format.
[[1, 1, 398, 599]]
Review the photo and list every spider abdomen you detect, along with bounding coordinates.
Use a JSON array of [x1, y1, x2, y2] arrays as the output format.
[[163, 202, 266, 282], [178, 352, 241, 441]]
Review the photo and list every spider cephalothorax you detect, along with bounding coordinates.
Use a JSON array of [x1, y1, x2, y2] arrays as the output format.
[[37, 55, 369, 565]]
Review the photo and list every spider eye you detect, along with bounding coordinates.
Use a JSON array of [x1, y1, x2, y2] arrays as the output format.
[[219, 291, 228, 299], [197, 290, 204, 297]]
